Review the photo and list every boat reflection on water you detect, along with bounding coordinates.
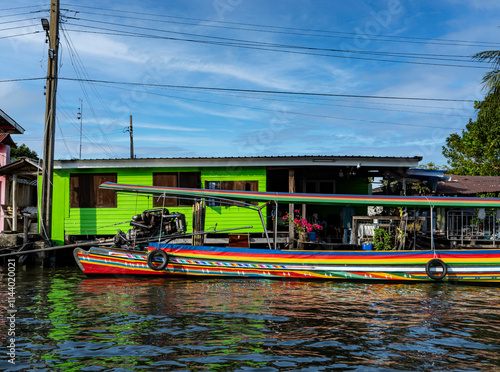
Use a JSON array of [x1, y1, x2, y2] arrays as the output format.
[[76, 277, 500, 359]]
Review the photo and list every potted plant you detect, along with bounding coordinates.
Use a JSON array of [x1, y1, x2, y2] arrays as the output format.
[[373, 228, 393, 251], [283, 209, 323, 241]]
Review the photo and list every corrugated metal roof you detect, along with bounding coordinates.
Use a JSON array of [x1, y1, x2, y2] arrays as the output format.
[[0, 157, 41, 180], [58, 154, 423, 161], [0, 133, 15, 147], [0, 109, 24, 134], [55, 155, 422, 170], [437, 175, 500, 195]]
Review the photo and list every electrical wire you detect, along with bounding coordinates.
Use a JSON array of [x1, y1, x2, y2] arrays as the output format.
[[60, 25, 119, 157], [56, 93, 117, 156], [0, 16, 41, 25], [0, 5, 47, 12], [65, 16, 487, 58], [62, 3, 500, 48], [185, 88, 473, 117], [62, 21, 489, 69], [89, 83, 462, 130], [57, 77, 475, 102], [0, 10, 47, 19], [56, 116, 75, 158], [0, 31, 41, 39], [0, 77, 45, 82], [0, 24, 42, 33]]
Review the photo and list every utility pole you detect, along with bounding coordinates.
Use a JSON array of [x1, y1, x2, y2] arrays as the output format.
[[77, 99, 82, 159], [40, 0, 60, 241], [129, 115, 134, 159]]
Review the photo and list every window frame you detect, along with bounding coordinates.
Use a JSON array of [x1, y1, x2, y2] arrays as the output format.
[[70, 173, 117, 208], [152, 172, 201, 207], [205, 180, 258, 206]]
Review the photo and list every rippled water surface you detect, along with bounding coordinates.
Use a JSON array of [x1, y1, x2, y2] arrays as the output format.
[[1, 266, 500, 371]]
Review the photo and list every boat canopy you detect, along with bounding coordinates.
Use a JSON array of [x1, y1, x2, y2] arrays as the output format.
[[100, 182, 500, 208]]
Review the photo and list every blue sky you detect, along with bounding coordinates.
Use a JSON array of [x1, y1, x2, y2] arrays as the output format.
[[1, 0, 499, 166]]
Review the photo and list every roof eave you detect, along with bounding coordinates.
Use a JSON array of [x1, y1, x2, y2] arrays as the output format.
[[0, 109, 25, 134], [54, 155, 422, 170]]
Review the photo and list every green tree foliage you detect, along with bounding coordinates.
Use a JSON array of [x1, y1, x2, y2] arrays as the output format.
[[417, 162, 446, 170], [11, 143, 39, 160], [442, 94, 500, 176], [472, 50, 500, 97]]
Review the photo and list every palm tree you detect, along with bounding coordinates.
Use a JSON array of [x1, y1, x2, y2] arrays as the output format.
[[472, 50, 500, 97]]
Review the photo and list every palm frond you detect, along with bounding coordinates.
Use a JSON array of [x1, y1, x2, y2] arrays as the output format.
[[472, 50, 500, 95], [472, 50, 500, 67]]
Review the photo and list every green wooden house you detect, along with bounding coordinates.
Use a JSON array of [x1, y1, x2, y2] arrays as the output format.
[[50, 155, 421, 245]]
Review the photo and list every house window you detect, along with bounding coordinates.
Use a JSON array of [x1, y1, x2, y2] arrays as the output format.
[[205, 180, 258, 206], [70, 173, 117, 208], [153, 172, 201, 207]]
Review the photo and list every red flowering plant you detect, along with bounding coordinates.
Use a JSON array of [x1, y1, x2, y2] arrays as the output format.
[[283, 209, 323, 233]]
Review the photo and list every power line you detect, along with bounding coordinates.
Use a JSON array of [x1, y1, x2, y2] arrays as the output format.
[[58, 77, 475, 102], [59, 25, 119, 157], [62, 21, 479, 61], [0, 10, 47, 19], [63, 3, 500, 48], [0, 77, 45, 82], [63, 18, 489, 69], [197, 89, 473, 118], [0, 76, 476, 104], [95, 83, 462, 130], [0, 24, 40, 32], [0, 5, 47, 12], [0, 31, 41, 39], [57, 93, 115, 155], [0, 16, 40, 25], [65, 27, 488, 70]]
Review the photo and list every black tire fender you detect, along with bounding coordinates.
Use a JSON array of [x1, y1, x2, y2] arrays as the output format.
[[426, 258, 447, 280], [147, 249, 169, 271]]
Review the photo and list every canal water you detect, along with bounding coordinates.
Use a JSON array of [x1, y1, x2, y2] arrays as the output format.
[[1, 266, 500, 371]]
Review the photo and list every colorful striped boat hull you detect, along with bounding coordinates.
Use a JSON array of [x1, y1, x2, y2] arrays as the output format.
[[74, 244, 500, 283]]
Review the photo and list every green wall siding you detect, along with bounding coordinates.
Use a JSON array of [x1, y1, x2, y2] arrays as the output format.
[[50, 166, 369, 245], [202, 167, 266, 234], [51, 166, 266, 245]]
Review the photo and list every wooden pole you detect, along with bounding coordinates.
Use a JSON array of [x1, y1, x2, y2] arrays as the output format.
[[40, 0, 60, 240], [12, 174, 17, 232], [78, 98, 83, 159], [273, 202, 278, 250], [129, 115, 134, 159], [192, 201, 199, 246], [288, 169, 295, 246]]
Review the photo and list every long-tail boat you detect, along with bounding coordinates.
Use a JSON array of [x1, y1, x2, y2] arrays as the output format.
[[73, 182, 500, 283]]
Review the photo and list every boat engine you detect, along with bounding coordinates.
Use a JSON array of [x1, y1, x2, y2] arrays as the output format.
[[113, 209, 186, 249]]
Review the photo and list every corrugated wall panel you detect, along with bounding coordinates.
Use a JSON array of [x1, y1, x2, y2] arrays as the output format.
[[51, 166, 267, 245], [202, 167, 267, 233]]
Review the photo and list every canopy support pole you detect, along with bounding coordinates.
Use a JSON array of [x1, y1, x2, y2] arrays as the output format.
[[430, 205, 434, 251], [413, 209, 416, 250], [258, 207, 272, 250], [273, 202, 278, 250]]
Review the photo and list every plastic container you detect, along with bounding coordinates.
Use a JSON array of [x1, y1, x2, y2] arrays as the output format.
[[308, 232, 316, 242], [362, 242, 373, 251]]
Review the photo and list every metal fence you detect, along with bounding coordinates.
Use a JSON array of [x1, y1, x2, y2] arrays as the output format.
[[447, 209, 500, 245]]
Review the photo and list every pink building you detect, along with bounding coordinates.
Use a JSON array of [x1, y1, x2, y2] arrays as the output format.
[[0, 109, 25, 232]]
